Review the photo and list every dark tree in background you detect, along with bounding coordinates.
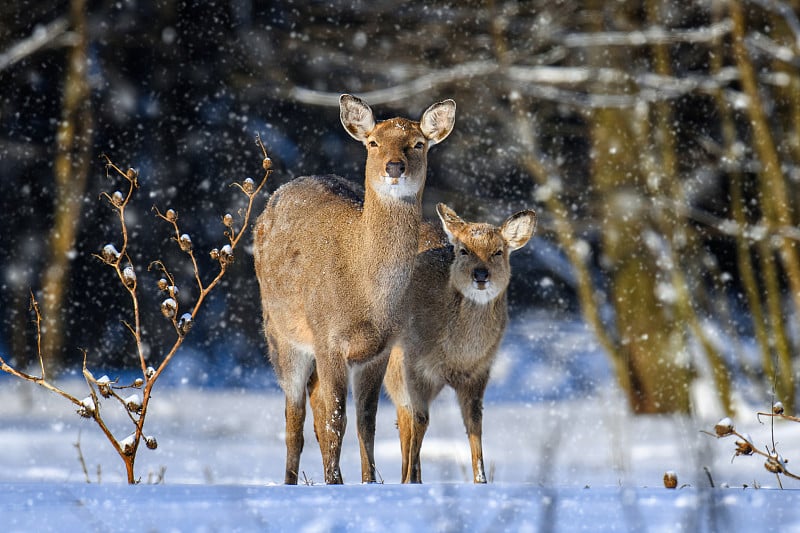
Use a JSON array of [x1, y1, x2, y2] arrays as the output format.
[[2, 0, 800, 414]]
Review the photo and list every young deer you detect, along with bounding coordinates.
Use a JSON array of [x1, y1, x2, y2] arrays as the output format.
[[383, 203, 536, 483], [253, 95, 456, 484]]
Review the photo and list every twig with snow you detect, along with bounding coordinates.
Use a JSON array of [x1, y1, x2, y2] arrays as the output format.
[[705, 404, 800, 487], [0, 143, 271, 484]]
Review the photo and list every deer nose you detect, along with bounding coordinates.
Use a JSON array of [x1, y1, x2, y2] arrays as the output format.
[[473, 268, 490, 283], [385, 161, 405, 179]]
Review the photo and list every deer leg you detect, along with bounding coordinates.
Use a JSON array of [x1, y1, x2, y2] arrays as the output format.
[[403, 365, 437, 484], [283, 392, 305, 485], [407, 406, 429, 484], [456, 377, 489, 483], [268, 331, 313, 486], [352, 355, 389, 483], [307, 366, 329, 466], [396, 405, 413, 483], [315, 354, 348, 484]]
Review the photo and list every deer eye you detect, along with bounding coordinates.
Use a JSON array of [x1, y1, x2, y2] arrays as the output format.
[[414, 141, 425, 150], [369, 140, 378, 148], [459, 248, 469, 256], [493, 249, 503, 257]]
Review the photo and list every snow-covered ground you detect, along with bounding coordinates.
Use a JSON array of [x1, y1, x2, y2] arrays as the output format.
[[2, 315, 799, 531]]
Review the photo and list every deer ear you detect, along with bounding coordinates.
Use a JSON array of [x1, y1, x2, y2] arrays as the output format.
[[420, 100, 456, 145], [340, 94, 376, 143], [501, 210, 537, 251], [436, 203, 464, 245]]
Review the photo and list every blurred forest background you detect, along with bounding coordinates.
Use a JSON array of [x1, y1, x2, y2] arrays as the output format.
[[2, 0, 800, 415]]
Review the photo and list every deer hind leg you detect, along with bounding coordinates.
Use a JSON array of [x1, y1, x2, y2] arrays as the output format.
[[314, 353, 348, 484], [283, 392, 306, 485], [396, 404, 413, 483], [270, 339, 315, 485], [307, 365, 324, 447], [352, 354, 389, 483], [456, 377, 489, 483]]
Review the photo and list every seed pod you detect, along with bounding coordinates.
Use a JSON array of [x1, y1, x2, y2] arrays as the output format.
[[77, 396, 96, 418], [168, 285, 179, 299], [124, 393, 142, 414], [178, 313, 193, 335], [220, 244, 234, 264], [773, 402, 785, 415], [146, 366, 156, 379], [663, 471, 678, 489], [210, 248, 220, 260], [123, 266, 137, 288], [714, 417, 734, 437], [126, 168, 138, 180], [179, 233, 192, 252], [158, 278, 169, 291], [222, 213, 234, 227], [112, 190, 124, 206], [97, 375, 113, 398], [133, 378, 144, 388], [161, 298, 177, 319], [120, 434, 136, 456], [262, 157, 272, 171], [765, 454, 786, 474], [145, 436, 158, 450], [102, 244, 120, 263], [165, 209, 177, 222], [242, 178, 255, 193], [735, 434, 754, 456]]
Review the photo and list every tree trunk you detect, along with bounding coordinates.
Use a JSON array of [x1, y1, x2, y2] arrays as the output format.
[[590, 105, 692, 414], [41, 0, 93, 371]]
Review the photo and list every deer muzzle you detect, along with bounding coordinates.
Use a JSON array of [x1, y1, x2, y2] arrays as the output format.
[[385, 161, 406, 184], [472, 267, 490, 289]]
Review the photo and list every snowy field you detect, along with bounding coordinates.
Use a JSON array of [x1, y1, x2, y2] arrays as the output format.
[[3, 315, 800, 531]]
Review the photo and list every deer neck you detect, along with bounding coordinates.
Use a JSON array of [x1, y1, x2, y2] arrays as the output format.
[[357, 184, 422, 318], [453, 286, 508, 326]]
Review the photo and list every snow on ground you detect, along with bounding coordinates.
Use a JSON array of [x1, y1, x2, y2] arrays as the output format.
[[2, 315, 800, 531]]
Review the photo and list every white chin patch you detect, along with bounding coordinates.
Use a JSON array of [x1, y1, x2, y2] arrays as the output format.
[[373, 175, 419, 199], [463, 283, 500, 305]]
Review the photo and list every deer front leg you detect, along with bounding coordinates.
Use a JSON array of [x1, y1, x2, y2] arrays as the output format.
[[456, 376, 489, 483], [315, 354, 348, 484], [352, 355, 389, 483], [407, 406, 430, 484], [403, 363, 436, 484]]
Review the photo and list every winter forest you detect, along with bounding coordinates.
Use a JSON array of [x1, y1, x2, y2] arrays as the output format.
[[4, 0, 800, 529]]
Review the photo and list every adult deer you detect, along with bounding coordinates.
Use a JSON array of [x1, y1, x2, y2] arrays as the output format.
[[383, 203, 536, 483], [253, 95, 456, 484]]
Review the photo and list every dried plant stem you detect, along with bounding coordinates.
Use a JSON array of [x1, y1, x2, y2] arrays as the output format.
[[1, 144, 271, 483], [74, 430, 91, 483]]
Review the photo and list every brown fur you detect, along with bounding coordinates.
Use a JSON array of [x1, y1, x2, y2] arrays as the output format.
[[382, 203, 536, 483], [253, 95, 455, 484]]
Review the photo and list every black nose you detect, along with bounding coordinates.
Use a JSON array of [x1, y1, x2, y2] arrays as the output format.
[[386, 161, 405, 178], [473, 268, 489, 283]]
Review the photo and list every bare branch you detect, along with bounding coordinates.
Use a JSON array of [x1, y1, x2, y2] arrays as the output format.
[[746, 0, 800, 50], [558, 20, 732, 48], [0, 17, 70, 72], [291, 60, 500, 105]]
